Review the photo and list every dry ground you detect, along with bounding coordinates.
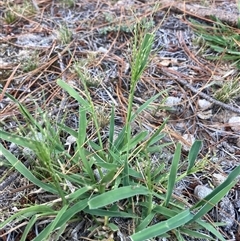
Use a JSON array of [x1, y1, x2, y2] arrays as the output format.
[[0, 0, 240, 240]]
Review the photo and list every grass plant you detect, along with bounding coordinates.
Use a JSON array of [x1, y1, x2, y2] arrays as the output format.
[[191, 18, 240, 69], [214, 75, 240, 103], [4, 0, 36, 24], [57, 25, 73, 45], [0, 23, 239, 241]]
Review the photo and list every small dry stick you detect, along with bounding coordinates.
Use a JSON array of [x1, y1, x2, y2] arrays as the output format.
[[176, 78, 240, 115], [0, 63, 20, 101]]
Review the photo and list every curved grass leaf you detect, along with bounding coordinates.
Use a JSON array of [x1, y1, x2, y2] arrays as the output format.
[[192, 164, 240, 210], [136, 212, 155, 232], [33, 205, 69, 241], [180, 227, 215, 240], [88, 185, 150, 209], [84, 208, 137, 218], [55, 198, 88, 228], [20, 215, 37, 241], [0, 205, 55, 229], [187, 140, 202, 174], [57, 79, 89, 108], [164, 143, 181, 207], [0, 143, 58, 194], [130, 209, 193, 241], [196, 220, 226, 241], [191, 179, 237, 222]]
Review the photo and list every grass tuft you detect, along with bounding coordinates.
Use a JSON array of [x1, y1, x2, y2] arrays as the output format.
[[0, 20, 238, 240]]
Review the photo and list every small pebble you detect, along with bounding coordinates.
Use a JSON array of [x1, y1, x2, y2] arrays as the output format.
[[228, 116, 240, 132], [182, 134, 195, 151], [218, 197, 235, 229], [165, 96, 181, 113], [212, 173, 226, 187], [198, 99, 212, 110], [197, 109, 212, 119], [194, 185, 212, 199]]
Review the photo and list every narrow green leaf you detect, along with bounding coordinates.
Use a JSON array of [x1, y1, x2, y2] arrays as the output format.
[[131, 91, 165, 121], [33, 205, 69, 241], [108, 223, 119, 232], [191, 180, 236, 222], [192, 165, 240, 209], [196, 220, 226, 241], [0, 144, 58, 194], [113, 126, 126, 152], [88, 185, 149, 209], [56, 199, 88, 227], [57, 79, 89, 108], [0, 129, 38, 150], [57, 122, 78, 138], [77, 109, 94, 181], [153, 205, 178, 218], [121, 131, 148, 152], [109, 106, 115, 151], [20, 215, 37, 241], [78, 108, 87, 146], [67, 186, 93, 202], [136, 212, 155, 232], [0, 205, 54, 229], [164, 143, 181, 206], [130, 209, 193, 241], [85, 208, 137, 218], [174, 229, 185, 241], [187, 140, 202, 174], [180, 228, 215, 240]]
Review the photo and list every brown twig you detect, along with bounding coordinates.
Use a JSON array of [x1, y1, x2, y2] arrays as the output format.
[[0, 63, 20, 102], [160, 0, 240, 27], [162, 67, 240, 115]]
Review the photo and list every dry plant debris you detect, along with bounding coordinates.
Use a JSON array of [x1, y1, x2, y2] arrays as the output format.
[[0, 0, 240, 240]]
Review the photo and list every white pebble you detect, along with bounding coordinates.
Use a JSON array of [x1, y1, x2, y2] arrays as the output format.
[[228, 116, 240, 132], [194, 185, 212, 199], [198, 99, 212, 110]]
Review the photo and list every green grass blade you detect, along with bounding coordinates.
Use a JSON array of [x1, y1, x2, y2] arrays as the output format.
[[56, 199, 88, 227], [33, 205, 69, 241], [121, 131, 148, 152], [0, 129, 39, 150], [0, 143, 58, 194], [136, 212, 155, 232], [2, 92, 42, 131], [191, 179, 236, 222], [193, 164, 240, 209], [85, 208, 137, 218], [88, 185, 149, 209], [164, 143, 181, 206], [130, 209, 193, 241], [153, 205, 178, 218], [130, 92, 164, 121], [109, 106, 115, 151], [180, 228, 215, 240], [174, 229, 185, 241], [57, 122, 78, 138], [113, 126, 126, 151], [77, 108, 94, 181], [0, 205, 54, 229], [187, 140, 202, 174], [195, 220, 226, 241], [57, 79, 89, 108], [67, 186, 93, 202], [20, 215, 37, 241]]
